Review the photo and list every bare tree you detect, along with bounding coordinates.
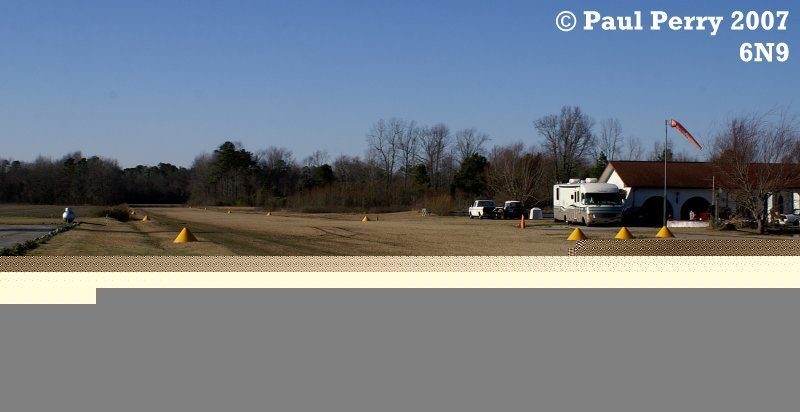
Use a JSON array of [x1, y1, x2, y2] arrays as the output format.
[[188, 153, 214, 205], [333, 155, 367, 185], [439, 151, 457, 193], [366, 118, 399, 189], [257, 147, 294, 170], [254, 146, 298, 202], [624, 136, 644, 160], [648, 140, 699, 162], [303, 150, 329, 168], [487, 143, 549, 206], [388, 117, 406, 169], [711, 109, 799, 233], [534, 106, 595, 183], [397, 120, 421, 195], [454, 128, 491, 165], [419, 123, 450, 191], [597, 118, 623, 161], [647, 140, 674, 161], [674, 150, 698, 162]]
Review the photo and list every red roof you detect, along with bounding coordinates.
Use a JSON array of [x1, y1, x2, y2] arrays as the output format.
[[605, 161, 800, 189], [605, 161, 718, 188]]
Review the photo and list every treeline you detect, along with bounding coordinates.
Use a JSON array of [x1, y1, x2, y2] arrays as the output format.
[[0, 106, 662, 212], [0, 152, 190, 205]]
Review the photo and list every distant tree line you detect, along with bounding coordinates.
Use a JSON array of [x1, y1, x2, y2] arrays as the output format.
[[0, 152, 190, 205], [3, 106, 796, 216]]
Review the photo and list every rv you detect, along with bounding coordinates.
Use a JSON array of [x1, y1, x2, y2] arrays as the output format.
[[553, 178, 623, 226]]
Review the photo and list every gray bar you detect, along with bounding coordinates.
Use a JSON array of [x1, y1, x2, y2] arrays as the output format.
[[1, 289, 798, 412]]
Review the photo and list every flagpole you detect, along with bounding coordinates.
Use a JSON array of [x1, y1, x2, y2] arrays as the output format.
[[664, 119, 667, 227]]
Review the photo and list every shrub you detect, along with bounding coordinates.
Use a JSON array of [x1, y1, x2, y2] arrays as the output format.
[[728, 215, 756, 230], [426, 194, 455, 216], [1, 240, 38, 256], [97, 204, 131, 222]]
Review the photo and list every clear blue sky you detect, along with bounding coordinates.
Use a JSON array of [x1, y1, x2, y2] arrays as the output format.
[[1, 0, 796, 168]]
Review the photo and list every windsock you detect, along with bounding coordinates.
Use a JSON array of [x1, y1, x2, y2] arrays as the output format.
[[670, 119, 702, 151]]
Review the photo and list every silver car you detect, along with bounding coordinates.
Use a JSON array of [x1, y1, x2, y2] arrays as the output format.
[[778, 209, 800, 226]]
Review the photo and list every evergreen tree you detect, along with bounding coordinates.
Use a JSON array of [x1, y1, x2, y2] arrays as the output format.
[[587, 151, 609, 178], [452, 153, 488, 196]]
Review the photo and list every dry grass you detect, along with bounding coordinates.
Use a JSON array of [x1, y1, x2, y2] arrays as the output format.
[[130, 207, 575, 255], [0, 204, 106, 220], [26, 217, 166, 256], [2, 204, 785, 256]]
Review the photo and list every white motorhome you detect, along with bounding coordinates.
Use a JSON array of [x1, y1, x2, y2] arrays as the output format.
[[553, 178, 623, 226]]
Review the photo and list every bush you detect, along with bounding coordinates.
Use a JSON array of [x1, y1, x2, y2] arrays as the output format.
[[97, 204, 131, 222], [1, 240, 39, 256], [728, 215, 756, 230], [425, 194, 455, 216]]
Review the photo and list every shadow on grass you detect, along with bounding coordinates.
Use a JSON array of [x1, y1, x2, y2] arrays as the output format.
[[78, 221, 106, 226], [138, 230, 225, 235]]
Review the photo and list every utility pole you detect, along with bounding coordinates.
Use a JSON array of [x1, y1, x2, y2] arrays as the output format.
[[663, 119, 667, 226]]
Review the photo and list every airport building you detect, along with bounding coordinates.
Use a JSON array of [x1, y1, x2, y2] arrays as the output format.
[[598, 161, 800, 225]]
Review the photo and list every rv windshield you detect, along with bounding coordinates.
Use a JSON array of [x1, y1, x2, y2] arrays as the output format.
[[584, 192, 621, 205]]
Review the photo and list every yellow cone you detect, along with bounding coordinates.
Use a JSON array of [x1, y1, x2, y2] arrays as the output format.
[[615, 227, 633, 239], [227, 210, 231, 214], [362, 216, 369, 222], [266, 211, 272, 216], [173, 227, 198, 243], [142, 215, 151, 221], [519, 215, 525, 229], [656, 226, 675, 238], [656, 226, 675, 237], [567, 228, 587, 240]]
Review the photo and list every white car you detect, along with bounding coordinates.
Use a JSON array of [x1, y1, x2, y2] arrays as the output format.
[[778, 209, 800, 226], [468, 200, 497, 219]]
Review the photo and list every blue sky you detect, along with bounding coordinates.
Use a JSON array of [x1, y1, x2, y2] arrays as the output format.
[[1, 0, 796, 167]]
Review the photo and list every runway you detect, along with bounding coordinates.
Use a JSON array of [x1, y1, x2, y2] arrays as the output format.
[[0, 225, 57, 249]]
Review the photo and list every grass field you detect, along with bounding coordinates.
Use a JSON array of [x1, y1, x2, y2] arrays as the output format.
[[0, 204, 782, 256], [0, 204, 107, 225]]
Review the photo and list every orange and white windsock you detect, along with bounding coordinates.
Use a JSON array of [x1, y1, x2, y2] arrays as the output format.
[[670, 119, 702, 151]]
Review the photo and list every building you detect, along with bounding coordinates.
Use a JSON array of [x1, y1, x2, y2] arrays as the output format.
[[598, 161, 800, 225]]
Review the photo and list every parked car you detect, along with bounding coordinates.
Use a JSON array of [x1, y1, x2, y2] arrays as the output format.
[[778, 209, 800, 226], [468, 200, 497, 219], [493, 201, 527, 220]]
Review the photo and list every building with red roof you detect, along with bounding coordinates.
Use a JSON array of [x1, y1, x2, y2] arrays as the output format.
[[598, 161, 800, 225]]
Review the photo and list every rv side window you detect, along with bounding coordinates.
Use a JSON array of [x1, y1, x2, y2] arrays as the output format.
[[556, 189, 559, 201]]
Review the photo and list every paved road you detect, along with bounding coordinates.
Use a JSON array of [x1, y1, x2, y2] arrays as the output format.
[[0, 225, 57, 249]]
